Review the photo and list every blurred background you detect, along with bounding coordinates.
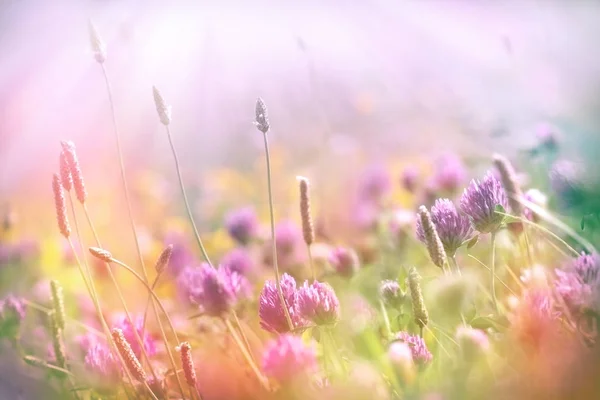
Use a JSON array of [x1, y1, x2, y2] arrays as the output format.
[[2, 0, 600, 245]]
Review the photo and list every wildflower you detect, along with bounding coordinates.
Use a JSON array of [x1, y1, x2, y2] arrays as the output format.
[[262, 334, 317, 383], [178, 342, 197, 387], [417, 199, 473, 257], [259, 273, 304, 333], [401, 165, 419, 192], [456, 327, 490, 362], [112, 315, 157, 359], [152, 86, 171, 126], [112, 328, 146, 381], [274, 220, 302, 256], [154, 244, 173, 274], [407, 267, 428, 329], [432, 153, 466, 193], [357, 164, 392, 203], [164, 231, 196, 277], [255, 97, 270, 134], [225, 207, 260, 245], [298, 177, 314, 246], [84, 342, 121, 392], [328, 247, 360, 278], [296, 281, 340, 326], [416, 205, 447, 269], [460, 172, 508, 233], [221, 247, 254, 276], [493, 154, 524, 216], [88, 21, 106, 63], [50, 280, 66, 331], [555, 253, 600, 314], [187, 264, 237, 317], [392, 331, 433, 366], [60, 141, 87, 204], [52, 174, 71, 238], [379, 280, 406, 309], [510, 289, 561, 350]]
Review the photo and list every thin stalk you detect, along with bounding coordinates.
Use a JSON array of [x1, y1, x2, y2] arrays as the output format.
[[81, 207, 159, 384], [141, 271, 163, 335], [224, 318, 270, 390], [23, 299, 104, 337], [490, 232, 499, 313], [262, 131, 293, 330], [450, 255, 461, 276], [165, 126, 212, 266], [99, 63, 151, 298], [379, 300, 392, 337], [468, 255, 519, 296], [307, 245, 316, 281], [233, 311, 256, 365]]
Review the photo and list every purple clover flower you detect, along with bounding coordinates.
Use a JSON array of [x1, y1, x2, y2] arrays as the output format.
[[184, 264, 243, 317], [416, 198, 474, 256], [225, 207, 260, 245], [275, 220, 303, 256], [328, 247, 360, 278], [261, 334, 317, 383], [401, 166, 419, 192], [357, 163, 392, 203], [221, 248, 254, 277], [84, 342, 121, 392], [393, 331, 433, 366], [296, 281, 340, 326], [163, 231, 197, 277], [379, 280, 406, 309], [555, 253, 600, 314], [259, 273, 305, 333], [460, 173, 508, 233], [432, 153, 467, 193]]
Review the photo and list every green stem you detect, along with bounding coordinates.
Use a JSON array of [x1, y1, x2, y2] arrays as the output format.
[[490, 232, 499, 313], [165, 126, 212, 266], [262, 131, 293, 330], [379, 300, 392, 338], [233, 312, 256, 366], [450, 255, 461, 276]]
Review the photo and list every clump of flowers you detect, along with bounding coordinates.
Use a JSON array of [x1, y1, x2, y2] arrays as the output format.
[[262, 334, 317, 384], [460, 172, 508, 233], [221, 247, 255, 277], [296, 281, 340, 326], [84, 342, 121, 393], [416, 198, 473, 257], [392, 332, 433, 366], [111, 315, 157, 359], [431, 153, 466, 193], [555, 253, 600, 314]]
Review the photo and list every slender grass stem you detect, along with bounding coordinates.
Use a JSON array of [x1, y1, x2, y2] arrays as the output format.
[[450, 255, 461, 276], [232, 311, 256, 365], [165, 126, 212, 266], [81, 207, 161, 386], [490, 232, 499, 314], [307, 244, 316, 281], [379, 300, 392, 338], [224, 318, 270, 391], [23, 299, 104, 336], [141, 271, 163, 335], [262, 131, 293, 330], [468, 254, 520, 295]]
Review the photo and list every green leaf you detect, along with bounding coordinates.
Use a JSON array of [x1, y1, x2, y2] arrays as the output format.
[[581, 215, 586, 231], [465, 235, 479, 249], [494, 204, 506, 215]]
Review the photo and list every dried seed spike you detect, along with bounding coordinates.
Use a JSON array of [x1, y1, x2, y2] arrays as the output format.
[[297, 176, 314, 245], [255, 97, 270, 133], [50, 280, 66, 331], [60, 141, 87, 204], [493, 154, 524, 216], [59, 151, 72, 191], [178, 341, 197, 387], [407, 267, 428, 329], [88, 20, 106, 63], [48, 311, 67, 370], [24, 355, 49, 368], [417, 205, 447, 269], [52, 174, 71, 238], [152, 86, 172, 126], [154, 244, 173, 274], [112, 328, 146, 381], [89, 247, 113, 262]]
